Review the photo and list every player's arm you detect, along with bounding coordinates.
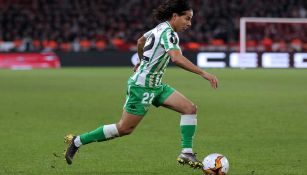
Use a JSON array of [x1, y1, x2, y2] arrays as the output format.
[[137, 36, 146, 62], [134, 36, 146, 72], [168, 49, 218, 89]]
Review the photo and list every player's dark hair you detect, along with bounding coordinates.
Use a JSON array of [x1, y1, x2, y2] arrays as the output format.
[[153, 0, 192, 21]]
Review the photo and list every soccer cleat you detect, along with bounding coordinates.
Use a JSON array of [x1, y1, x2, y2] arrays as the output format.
[[64, 134, 79, 165], [177, 153, 203, 169]]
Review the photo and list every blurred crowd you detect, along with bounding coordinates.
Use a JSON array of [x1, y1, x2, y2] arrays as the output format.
[[0, 0, 307, 52]]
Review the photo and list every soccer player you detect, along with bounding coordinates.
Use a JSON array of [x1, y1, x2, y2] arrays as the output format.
[[65, 0, 218, 169]]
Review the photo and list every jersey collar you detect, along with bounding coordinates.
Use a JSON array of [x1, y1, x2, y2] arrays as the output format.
[[165, 21, 174, 31]]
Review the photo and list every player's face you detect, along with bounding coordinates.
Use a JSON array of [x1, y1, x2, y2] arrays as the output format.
[[173, 10, 193, 32]]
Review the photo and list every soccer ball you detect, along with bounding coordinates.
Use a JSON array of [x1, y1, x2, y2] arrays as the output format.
[[202, 153, 229, 175]]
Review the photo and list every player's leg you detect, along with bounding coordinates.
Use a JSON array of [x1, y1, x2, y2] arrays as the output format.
[[78, 110, 143, 144], [154, 86, 202, 168], [162, 90, 197, 114], [162, 91, 202, 168], [65, 111, 143, 165], [161, 89, 198, 152], [65, 83, 150, 165], [117, 110, 143, 136]]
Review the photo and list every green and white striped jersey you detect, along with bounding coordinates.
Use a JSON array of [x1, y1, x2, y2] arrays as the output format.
[[130, 21, 181, 88]]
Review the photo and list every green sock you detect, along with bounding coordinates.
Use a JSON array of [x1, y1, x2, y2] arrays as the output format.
[[79, 124, 119, 145], [181, 125, 196, 148], [180, 115, 197, 149]]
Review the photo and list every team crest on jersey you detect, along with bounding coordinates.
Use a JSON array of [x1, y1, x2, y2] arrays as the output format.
[[169, 34, 178, 44]]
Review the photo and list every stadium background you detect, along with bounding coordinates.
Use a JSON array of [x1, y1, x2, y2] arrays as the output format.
[[0, 0, 307, 68], [0, 1, 307, 175]]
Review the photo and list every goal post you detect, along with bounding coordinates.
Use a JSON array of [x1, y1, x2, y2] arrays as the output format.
[[240, 17, 307, 53]]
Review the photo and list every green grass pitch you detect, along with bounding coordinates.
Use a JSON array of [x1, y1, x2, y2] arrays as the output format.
[[0, 68, 306, 175]]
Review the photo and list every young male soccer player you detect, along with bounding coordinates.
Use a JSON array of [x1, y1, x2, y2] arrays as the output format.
[[65, 0, 218, 169]]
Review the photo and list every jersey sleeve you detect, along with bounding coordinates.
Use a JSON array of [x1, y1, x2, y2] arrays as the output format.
[[161, 29, 181, 52], [143, 30, 153, 39]]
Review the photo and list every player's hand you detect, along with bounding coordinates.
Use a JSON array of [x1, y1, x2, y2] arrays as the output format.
[[133, 63, 140, 72], [201, 72, 218, 89]]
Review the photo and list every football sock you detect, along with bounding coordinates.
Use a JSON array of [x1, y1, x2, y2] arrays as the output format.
[[180, 114, 197, 153], [182, 148, 193, 154], [74, 136, 82, 147], [78, 124, 119, 146]]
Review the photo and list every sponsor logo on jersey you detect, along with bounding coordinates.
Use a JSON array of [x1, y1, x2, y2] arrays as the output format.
[[170, 34, 178, 44]]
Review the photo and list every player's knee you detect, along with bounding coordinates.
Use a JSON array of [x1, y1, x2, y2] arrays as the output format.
[[183, 103, 197, 114], [119, 130, 133, 136], [190, 103, 198, 114], [117, 125, 134, 136]]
